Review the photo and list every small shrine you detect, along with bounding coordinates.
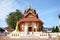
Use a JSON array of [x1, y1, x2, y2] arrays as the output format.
[[5, 7, 60, 39], [18, 7, 43, 34], [7, 7, 47, 38]]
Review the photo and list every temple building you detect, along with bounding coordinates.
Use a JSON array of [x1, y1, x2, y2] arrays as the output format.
[[7, 7, 51, 38], [7, 7, 60, 38], [18, 7, 43, 34]]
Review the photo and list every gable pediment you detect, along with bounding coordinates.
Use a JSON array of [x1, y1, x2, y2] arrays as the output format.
[[26, 13, 34, 18], [23, 8, 39, 18]]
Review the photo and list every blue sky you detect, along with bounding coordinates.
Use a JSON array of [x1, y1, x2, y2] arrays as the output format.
[[0, 0, 60, 28]]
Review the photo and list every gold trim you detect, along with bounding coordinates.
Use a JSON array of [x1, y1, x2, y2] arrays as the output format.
[[15, 22, 19, 32]]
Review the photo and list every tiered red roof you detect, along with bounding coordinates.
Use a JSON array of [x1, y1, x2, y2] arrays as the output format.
[[18, 7, 43, 25]]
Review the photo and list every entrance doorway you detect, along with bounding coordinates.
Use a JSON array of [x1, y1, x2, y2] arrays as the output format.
[[28, 27, 32, 34], [28, 27, 32, 32]]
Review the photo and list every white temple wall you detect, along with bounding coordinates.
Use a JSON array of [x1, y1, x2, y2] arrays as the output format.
[[23, 22, 37, 34], [24, 22, 37, 32], [24, 22, 28, 34], [49, 33, 60, 37], [33, 22, 36, 28]]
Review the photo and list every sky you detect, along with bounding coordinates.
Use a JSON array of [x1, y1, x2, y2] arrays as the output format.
[[0, 0, 60, 28]]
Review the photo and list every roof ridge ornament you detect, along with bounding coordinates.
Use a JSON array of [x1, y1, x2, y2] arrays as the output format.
[[28, 3, 32, 9], [29, 5, 31, 9]]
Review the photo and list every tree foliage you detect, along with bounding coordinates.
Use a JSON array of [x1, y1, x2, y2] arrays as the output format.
[[6, 9, 22, 30], [52, 26, 59, 32], [55, 26, 59, 32], [52, 27, 55, 32], [41, 25, 43, 31]]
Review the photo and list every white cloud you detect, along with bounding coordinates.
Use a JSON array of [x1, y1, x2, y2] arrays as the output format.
[[0, 0, 21, 27], [0, 0, 12, 19]]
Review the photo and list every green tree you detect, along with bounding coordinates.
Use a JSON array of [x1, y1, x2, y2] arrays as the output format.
[[52, 27, 55, 32], [55, 26, 59, 32], [52, 26, 59, 32], [41, 25, 43, 31], [6, 9, 22, 30]]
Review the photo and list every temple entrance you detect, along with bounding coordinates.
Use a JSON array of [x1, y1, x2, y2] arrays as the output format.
[[28, 27, 32, 32], [28, 27, 32, 34]]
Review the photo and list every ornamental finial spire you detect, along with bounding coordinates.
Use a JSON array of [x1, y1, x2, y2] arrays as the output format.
[[29, 4, 31, 8], [28, 2, 32, 9]]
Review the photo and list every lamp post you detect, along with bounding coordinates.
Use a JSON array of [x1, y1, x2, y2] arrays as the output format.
[[58, 14, 60, 30]]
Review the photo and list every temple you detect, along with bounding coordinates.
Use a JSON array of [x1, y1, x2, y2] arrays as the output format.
[[7, 7, 50, 38], [18, 7, 43, 34], [7, 7, 60, 38]]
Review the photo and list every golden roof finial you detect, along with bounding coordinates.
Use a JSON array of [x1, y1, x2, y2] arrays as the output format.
[[29, 4, 31, 8], [28, 2, 31, 9], [15, 21, 19, 32]]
